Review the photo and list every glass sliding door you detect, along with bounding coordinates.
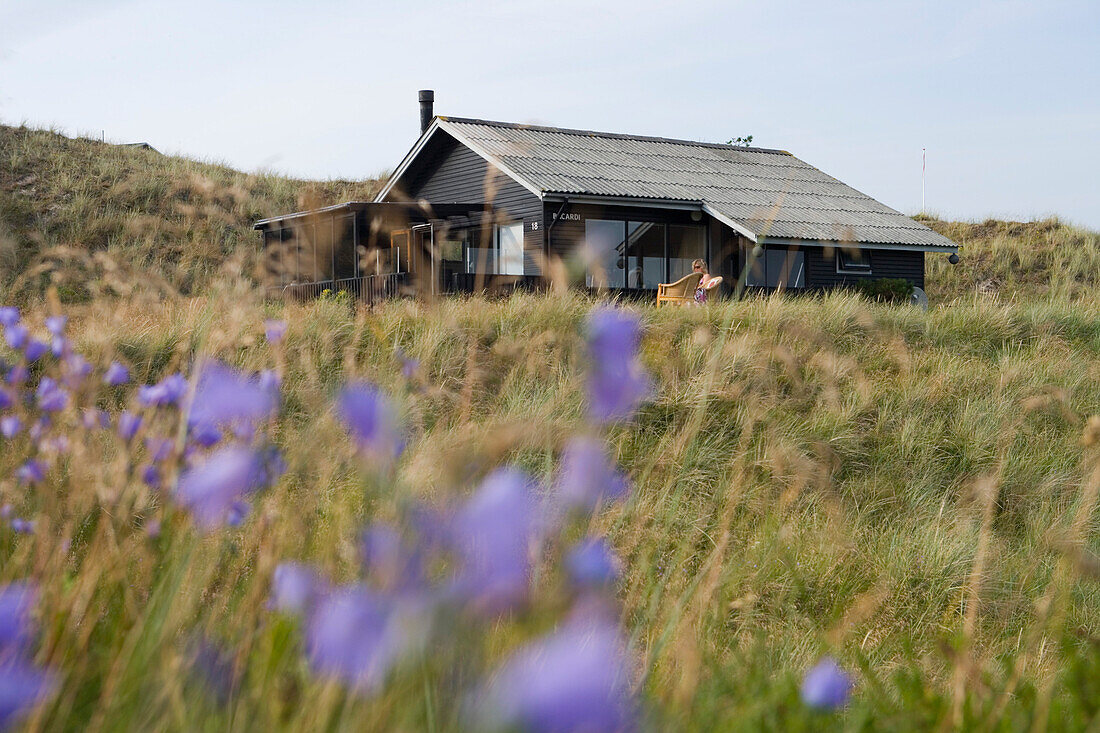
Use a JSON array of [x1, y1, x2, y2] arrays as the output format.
[[669, 224, 705, 282], [585, 219, 628, 288], [626, 222, 664, 290], [585, 219, 705, 290]]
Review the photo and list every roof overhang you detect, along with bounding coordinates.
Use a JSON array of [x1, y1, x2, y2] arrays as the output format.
[[543, 193, 703, 212], [701, 203, 759, 243], [252, 201, 491, 230], [757, 235, 958, 253]]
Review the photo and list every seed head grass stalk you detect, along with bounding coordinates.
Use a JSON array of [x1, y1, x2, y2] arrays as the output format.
[[4, 280, 1100, 729]]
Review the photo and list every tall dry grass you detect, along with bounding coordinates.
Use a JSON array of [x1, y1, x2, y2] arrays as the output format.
[[0, 124, 381, 298], [4, 283, 1100, 730]]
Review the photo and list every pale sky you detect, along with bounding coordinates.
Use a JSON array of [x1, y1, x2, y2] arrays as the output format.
[[2, 0, 1097, 228]]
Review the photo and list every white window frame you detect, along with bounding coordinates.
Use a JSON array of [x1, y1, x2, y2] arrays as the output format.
[[496, 222, 524, 276]]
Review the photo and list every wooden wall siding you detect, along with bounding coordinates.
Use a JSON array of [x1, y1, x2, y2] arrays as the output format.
[[401, 133, 544, 274], [805, 247, 925, 289]]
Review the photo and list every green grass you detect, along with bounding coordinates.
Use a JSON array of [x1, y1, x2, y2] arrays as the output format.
[[0, 124, 381, 298], [4, 289, 1100, 730], [4, 122, 1100, 730]]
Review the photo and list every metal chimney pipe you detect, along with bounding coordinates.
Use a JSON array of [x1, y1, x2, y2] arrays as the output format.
[[418, 90, 435, 135]]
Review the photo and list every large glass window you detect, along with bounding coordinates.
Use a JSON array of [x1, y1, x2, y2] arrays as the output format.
[[497, 223, 524, 276], [460, 223, 526, 276], [627, 222, 664, 289], [669, 225, 705, 282], [585, 220, 628, 287], [747, 247, 806, 289], [463, 228, 492, 275]]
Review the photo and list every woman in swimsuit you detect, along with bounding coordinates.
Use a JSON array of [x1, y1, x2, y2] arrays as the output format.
[[692, 259, 714, 304]]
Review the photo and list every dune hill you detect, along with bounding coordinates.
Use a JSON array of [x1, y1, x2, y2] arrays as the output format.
[[2, 123, 1098, 304]]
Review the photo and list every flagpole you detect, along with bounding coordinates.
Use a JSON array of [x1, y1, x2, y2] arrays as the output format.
[[921, 148, 926, 214]]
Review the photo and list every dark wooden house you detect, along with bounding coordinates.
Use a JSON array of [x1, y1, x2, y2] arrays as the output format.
[[255, 91, 958, 302]]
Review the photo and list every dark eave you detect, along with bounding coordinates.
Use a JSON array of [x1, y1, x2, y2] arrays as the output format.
[[253, 200, 492, 230]]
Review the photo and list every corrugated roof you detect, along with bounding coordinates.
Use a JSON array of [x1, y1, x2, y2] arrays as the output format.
[[436, 117, 956, 250]]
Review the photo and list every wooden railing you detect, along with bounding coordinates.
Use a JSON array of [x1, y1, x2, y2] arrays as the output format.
[[267, 273, 408, 307], [444, 273, 546, 294]]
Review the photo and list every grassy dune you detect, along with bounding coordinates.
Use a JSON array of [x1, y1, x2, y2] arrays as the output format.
[[4, 123, 1100, 730], [922, 216, 1100, 302], [3, 125, 1100, 305], [4, 288, 1100, 730], [0, 124, 380, 298]]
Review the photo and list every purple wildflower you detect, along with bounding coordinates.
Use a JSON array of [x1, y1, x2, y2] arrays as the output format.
[[15, 460, 45, 485], [585, 307, 651, 423], [140, 464, 161, 491], [7, 365, 28, 386], [137, 372, 188, 407], [44, 316, 66, 336], [35, 378, 68, 413], [271, 562, 323, 615], [555, 437, 630, 514], [0, 582, 55, 727], [336, 382, 404, 464], [42, 435, 68, 455], [0, 416, 20, 439], [145, 519, 161, 538], [566, 538, 621, 590], [23, 340, 48, 363], [0, 308, 18, 328], [231, 422, 256, 441], [0, 506, 10, 520], [117, 411, 142, 441], [448, 468, 539, 613], [145, 437, 173, 463], [0, 661, 56, 729], [305, 584, 410, 692], [82, 409, 109, 431], [258, 369, 280, 396], [469, 608, 636, 733], [4, 324, 28, 351], [104, 362, 130, 386], [187, 362, 277, 430], [163, 373, 189, 401], [187, 636, 239, 704], [264, 319, 287, 344], [61, 355, 91, 389], [188, 421, 222, 447], [587, 307, 642, 366], [396, 349, 419, 379], [0, 389, 11, 410], [28, 418, 48, 442], [226, 501, 249, 527], [50, 336, 68, 359], [800, 657, 854, 710], [175, 446, 265, 531], [0, 582, 36, 655], [10, 519, 33, 535], [361, 523, 424, 593]]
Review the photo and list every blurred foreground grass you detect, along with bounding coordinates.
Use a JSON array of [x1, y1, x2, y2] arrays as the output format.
[[5, 287, 1100, 730]]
